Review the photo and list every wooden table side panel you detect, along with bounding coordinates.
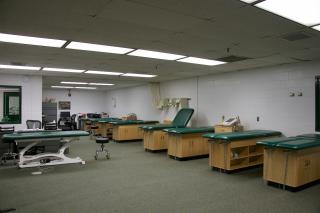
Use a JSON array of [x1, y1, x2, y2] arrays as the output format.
[[263, 147, 320, 187]]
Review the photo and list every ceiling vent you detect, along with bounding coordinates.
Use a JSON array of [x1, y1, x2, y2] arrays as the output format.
[[217, 55, 251, 63], [282, 32, 311, 41]]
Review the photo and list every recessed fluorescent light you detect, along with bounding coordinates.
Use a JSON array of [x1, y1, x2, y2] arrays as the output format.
[[128, 49, 185, 61], [0, 33, 66, 47], [240, 0, 259, 3], [122, 73, 157, 78], [85, 70, 123, 75], [51, 86, 74, 89], [177, 57, 226, 66], [75, 87, 96, 90], [88, 83, 114, 86], [313, 25, 320, 31], [256, 0, 320, 26], [43, 67, 85, 73], [0, 64, 41, 70], [61, 81, 88, 85], [66, 41, 134, 54]]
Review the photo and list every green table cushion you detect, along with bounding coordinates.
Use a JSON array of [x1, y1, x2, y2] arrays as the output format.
[[140, 124, 180, 130], [163, 127, 214, 134], [257, 137, 298, 147], [276, 138, 320, 150], [3, 130, 89, 142], [83, 118, 120, 122], [296, 134, 320, 140], [109, 120, 158, 126], [203, 130, 281, 142]]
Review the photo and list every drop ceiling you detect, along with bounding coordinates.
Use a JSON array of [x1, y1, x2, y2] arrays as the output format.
[[0, 0, 320, 90]]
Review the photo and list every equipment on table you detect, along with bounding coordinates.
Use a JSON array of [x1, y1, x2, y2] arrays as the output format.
[[221, 116, 240, 126], [2, 130, 89, 169], [95, 137, 110, 160]]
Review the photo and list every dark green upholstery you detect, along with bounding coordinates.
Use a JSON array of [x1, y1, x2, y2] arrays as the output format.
[[203, 130, 281, 142], [258, 134, 320, 150], [256, 137, 298, 147], [276, 139, 320, 150], [109, 120, 158, 126], [90, 117, 121, 123], [297, 134, 320, 140], [2, 130, 89, 142], [140, 124, 176, 130], [171, 108, 194, 127], [140, 108, 194, 131], [163, 127, 214, 134]]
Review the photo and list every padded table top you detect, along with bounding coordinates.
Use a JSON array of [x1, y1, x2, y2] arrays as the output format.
[[140, 124, 179, 130], [203, 130, 281, 141], [257, 135, 320, 150], [276, 139, 320, 150], [109, 120, 158, 126], [163, 127, 214, 134], [256, 137, 298, 147], [2, 130, 89, 142], [297, 133, 320, 140], [89, 117, 121, 123]]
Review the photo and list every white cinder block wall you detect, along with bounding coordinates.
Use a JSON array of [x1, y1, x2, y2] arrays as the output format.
[[43, 89, 107, 120], [105, 60, 320, 136], [0, 74, 42, 130]]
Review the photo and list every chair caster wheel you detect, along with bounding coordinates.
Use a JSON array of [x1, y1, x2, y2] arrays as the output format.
[[94, 155, 98, 160], [106, 154, 110, 159]]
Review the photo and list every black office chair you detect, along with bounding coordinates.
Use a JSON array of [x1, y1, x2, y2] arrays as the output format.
[[26, 120, 42, 129], [0, 126, 17, 164]]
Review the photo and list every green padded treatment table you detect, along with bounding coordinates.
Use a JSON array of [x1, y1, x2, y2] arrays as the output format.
[[257, 134, 320, 189], [203, 130, 281, 142], [109, 120, 158, 125], [89, 117, 121, 123], [140, 108, 194, 131], [2, 130, 89, 169], [3, 130, 89, 141], [164, 127, 214, 159], [141, 108, 194, 151], [204, 130, 282, 172], [163, 127, 214, 134]]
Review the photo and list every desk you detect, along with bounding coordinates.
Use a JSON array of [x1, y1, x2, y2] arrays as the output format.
[[257, 135, 320, 189], [2, 130, 89, 168], [110, 120, 158, 142], [164, 127, 214, 160], [203, 130, 281, 172]]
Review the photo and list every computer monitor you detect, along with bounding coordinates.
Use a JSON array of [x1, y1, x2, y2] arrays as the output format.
[[60, 111, 71, 118]]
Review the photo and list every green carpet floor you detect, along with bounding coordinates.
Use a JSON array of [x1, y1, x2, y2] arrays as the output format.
[[0, 136, 319, 213]]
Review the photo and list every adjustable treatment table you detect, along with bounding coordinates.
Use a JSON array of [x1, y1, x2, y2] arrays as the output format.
[[164, 127, 214, 160], [257, 134, 320, 189], [109, 120, 158, 142], [140, 108, 194, 151], [2, 130, 89, 168], [203, 130, 281, 172]]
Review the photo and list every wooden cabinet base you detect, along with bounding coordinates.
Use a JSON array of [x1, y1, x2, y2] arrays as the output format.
[[263, 147, 320, 188], [95, 123, 113, 138], [209, 137, 277, 171], [112, 125, 143, 142], [143, 130, 168, 151], [167, 133, 209, 160]]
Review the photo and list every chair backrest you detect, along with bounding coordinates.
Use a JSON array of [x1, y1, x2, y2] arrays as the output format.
[[26, 120, 41, 129], [71, 114, 76, 122], [171, 108, 194, 127]]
